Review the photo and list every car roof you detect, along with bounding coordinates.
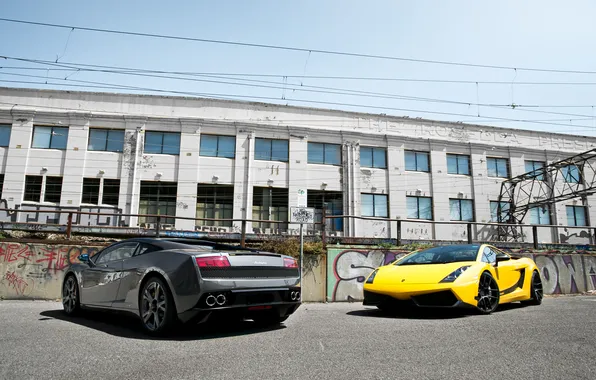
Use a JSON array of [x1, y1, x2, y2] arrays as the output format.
[[114, 237, 259, 252]]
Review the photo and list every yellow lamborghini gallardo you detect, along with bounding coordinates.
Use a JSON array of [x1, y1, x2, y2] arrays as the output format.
[[363, 244, 543, 314]]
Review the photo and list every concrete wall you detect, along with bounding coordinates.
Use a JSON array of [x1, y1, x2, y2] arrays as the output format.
[[1, 87, 596, 243], [326, 246, 596, 302]]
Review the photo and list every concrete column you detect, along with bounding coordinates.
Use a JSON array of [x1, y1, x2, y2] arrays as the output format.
[[174, 120, 201, 231], [232, 128, 254, 234], [120, 117, 146, 227], [59, 112, 90, 209], [2, 111, 35, 220], [287, 133, 308, 232], [387, 139, 405, 237]]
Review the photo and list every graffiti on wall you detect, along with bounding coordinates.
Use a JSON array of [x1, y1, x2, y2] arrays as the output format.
[[0, 243, 102, 299], [327, 247, 596, 302]]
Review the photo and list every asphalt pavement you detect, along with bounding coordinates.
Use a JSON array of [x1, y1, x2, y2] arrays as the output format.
[[0, 296, 595, 380]]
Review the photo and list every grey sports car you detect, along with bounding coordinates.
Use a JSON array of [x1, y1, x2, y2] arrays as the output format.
[[61, 238, 301, 334]]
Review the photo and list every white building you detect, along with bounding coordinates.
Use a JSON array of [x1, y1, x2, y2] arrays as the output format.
[[0, 86, 594, 244]]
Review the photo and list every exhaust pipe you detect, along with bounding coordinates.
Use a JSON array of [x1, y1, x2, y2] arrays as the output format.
[[216, 294, 226, 306], [206, 295, 216, 307], [290, 291, 300, 301]]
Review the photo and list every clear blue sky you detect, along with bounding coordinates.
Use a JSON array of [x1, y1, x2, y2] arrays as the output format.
[[2, 0, 596, 136]]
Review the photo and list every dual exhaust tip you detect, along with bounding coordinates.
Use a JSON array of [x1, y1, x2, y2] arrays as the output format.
[[290, 290, 300, 301], [205, 293, 227, 307]]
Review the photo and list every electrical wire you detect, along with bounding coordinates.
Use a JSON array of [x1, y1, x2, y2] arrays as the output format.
[[2, 17, 596, 75]]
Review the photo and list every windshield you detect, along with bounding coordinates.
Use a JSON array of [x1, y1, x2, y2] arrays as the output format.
[[395, 245, 480, 265]]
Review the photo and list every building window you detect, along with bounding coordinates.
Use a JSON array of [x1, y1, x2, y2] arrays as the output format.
[[307, 190, 343, 232], [81, 178, 120, 206], [529, 206, 550, 225], [0, 174, 4, 199], [487, 157, 509, 178], [562, 165, 581, 183], [361, 194, 388, 217], [525, 160, 545, 181], [23, 175, 62, 203], [200, 135, 236, 158], [405, 151, 430, 172], [566, 205, 587, 227], [447, 154, 470, 175], [490, 201, 510, 223], [360, 147, 387, 169], [88, 129, 125, 152], [449, 199, 474, 221], [255, 138, 289, 162], [406, 196, 432, 220], [31, 126, 69, 150], [138, 181, 177, 225], [144, 131, 180, 155], [0, 124, 11, 147], [308, 142, 341, 165], [196, 185, 234, 227], [252, 187, 288, 230]]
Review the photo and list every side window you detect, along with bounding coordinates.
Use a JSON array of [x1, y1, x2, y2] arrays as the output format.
[[481, 247, 496, 264], [134, 243, 159, 256], [94, 243, 139, 264]]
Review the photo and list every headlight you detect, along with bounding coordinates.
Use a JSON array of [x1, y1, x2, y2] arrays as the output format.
[[365, 269, 378, 284], [439, 266, 471, 283]]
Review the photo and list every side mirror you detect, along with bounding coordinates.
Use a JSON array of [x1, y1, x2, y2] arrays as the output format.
[[78, 253, 90, 263], [494, 256, 510, 267]]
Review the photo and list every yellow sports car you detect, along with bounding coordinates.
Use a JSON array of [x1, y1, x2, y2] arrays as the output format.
[[363, 244, 543, 314]]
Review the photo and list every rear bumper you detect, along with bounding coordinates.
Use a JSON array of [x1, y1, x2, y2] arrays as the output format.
[[178, 286, 302, 323]]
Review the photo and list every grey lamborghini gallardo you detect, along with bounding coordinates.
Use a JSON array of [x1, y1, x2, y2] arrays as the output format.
[[61, 238, 301, 334]]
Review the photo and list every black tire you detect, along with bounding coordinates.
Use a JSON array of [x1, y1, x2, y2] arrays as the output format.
[[476, 272, 500, 314], [521, 270, 543, 306], [139, 276, 177, 335], [62, 274, 81, 316], [252, 311, 289, 326]]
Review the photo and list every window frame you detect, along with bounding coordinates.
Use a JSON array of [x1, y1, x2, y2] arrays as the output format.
[[88, 128, 125, 152], [199, 134, 236, 158], [81, 178, 121, 206], [307, 142, 342, 165], [361, 193, 389, 217], [489, 201, 511, 223], [446, 154, 470, 175], [404, 150, 430, 172], [562, 164, 581, 184], [360, 146, 387, 169], [254, 138, 289, 162], [406, 196, 433, 220], [566, 205, 587, 227], [524, 160, 546, 181], [31, 125, 69, 150], [486, 157, 509, 178], [529, 205, 551, 225], [144, 131, 181, 155], [0, 124, 11, 147], [449, 198, 474, 221], [196, 184, 235, 227]]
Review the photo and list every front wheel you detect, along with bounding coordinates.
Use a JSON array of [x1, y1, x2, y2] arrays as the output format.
[[476, 272, 500, 314], [139, 277, 176, 335], [521, 270, 543, 306]]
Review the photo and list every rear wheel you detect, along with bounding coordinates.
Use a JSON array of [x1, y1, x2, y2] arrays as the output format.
[[521, 270, 543, 306], [62, 275, 81, 315], [476, 272, 500, 314], [139, 277, 176, 335]]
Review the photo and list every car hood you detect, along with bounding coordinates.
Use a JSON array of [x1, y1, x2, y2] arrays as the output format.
[[375, 261, 478, 284]]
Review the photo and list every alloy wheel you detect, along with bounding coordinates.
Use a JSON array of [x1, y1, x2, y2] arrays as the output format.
[[532, 272, 544, 302], [477, 273, 499, 313], [141, 281, 167, 331], [62, 276, 78, 314]]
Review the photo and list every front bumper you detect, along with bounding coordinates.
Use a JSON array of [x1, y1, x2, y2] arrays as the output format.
[[363, 280, 479, 309]]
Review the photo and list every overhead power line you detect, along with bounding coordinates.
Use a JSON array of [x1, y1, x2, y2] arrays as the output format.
[[2, 17, 596, 75]]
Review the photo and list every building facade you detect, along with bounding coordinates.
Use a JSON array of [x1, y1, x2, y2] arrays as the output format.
[[0, 87, 595, 244]]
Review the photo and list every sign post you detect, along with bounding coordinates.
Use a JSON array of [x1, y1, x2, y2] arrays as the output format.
[[290, 206, 315, 283]]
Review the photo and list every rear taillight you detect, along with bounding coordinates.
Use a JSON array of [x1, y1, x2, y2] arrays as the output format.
[[195, 256, 231, 267], [284, 257, 298, 268]]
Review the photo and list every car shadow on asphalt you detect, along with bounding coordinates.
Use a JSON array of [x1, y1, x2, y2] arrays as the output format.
[[348, 302, 527, 320], [39, 309, 286, 341]]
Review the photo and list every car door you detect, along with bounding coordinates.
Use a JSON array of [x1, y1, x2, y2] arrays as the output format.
[[112, 243, 161, 310], [482, 247, 524, 295], [79, 242, 139, 307]]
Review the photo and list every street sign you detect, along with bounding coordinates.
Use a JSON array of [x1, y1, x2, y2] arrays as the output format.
[[290, 207, 315, 224], [296, 189, 307, 207]]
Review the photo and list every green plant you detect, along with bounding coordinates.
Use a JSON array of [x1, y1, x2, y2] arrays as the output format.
[[256, 238, 326, 258]]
